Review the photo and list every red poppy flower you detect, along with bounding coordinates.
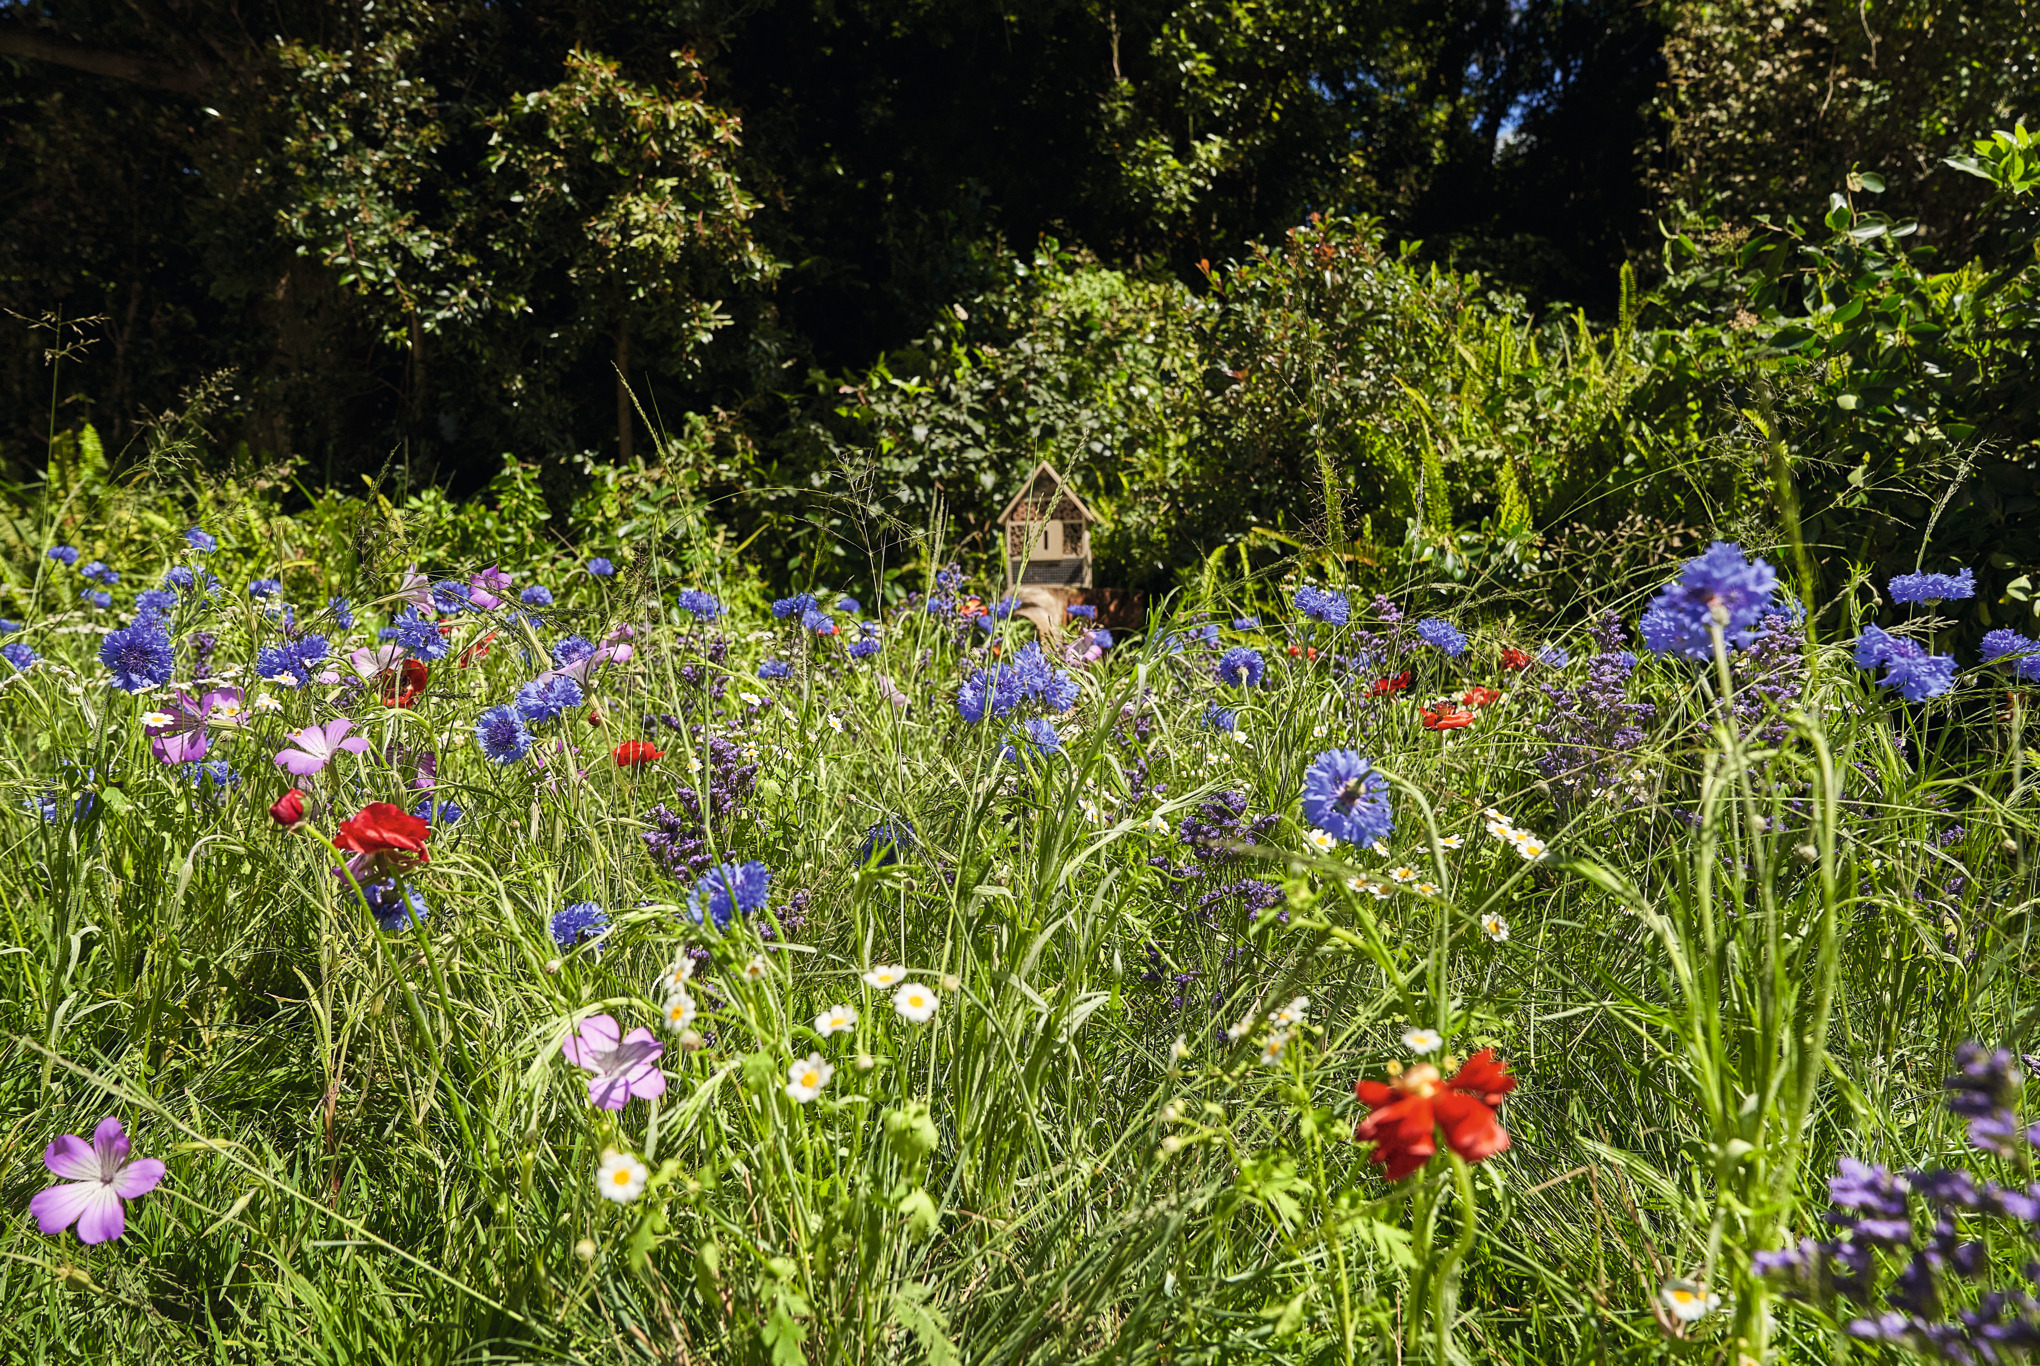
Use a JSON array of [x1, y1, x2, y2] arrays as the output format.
[[613, 741, 662, 768], [1370, 670, 1412, 698], [1421, 703, 1476, 731], [379, 659, 428, 709], [1354, 1049, 1517, 1180], [458, 631, 498, 670], [334, 802, 431, 874], [1499, 647, 1531, 672], [1287, 645, 1302, 658], [587, 709, 606, 728], [269, 789, 306, 829], [1459, 686, 1502, 709], [1306, 648, 1317, 661]]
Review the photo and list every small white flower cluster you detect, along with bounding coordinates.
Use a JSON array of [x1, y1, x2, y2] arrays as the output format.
[[1484, 808, 1549, 861], [655, 957, 699, 1036]]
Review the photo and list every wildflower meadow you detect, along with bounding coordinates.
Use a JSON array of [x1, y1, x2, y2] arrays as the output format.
[[1, 480, 2037, 1366]]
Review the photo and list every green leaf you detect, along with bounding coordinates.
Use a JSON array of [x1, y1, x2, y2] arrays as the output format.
[[761, 1291, 809, 1366], [897, 1186, 942, 1239], [891, 1283, 961, 1366]]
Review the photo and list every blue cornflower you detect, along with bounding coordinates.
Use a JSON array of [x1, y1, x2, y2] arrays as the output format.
[[185, 527, 217, 553], [1981, 630, 2040, 683], [675, 588, 720, 619], [162, 566, 195, 591], [1300, 749, 1394, 847], [1001, 716, 1063, 762], [1234, 615, 1261, 629], [429, 580, 471, 614], [586, 557, 615, 577], [1416, 618, 1468, 657], [688, 859, 770, 930], [412, 797, 464, 826], [82, 591, 113, 609], [475, 704, 533, 763], [1091, 628, 1115, 649], [550, 901, 611, 951], [1294, 585, 1351, 625], [258, 634, 328, 685], [515, 672, 584, 724], [1202, 703, 1237, 732], [134, 589, 176, 617], [1889, 568, 1975, 605], [3, 642, 39, 671], [1067, 604, 1097, 620], [1639, 542, 1779, 659], [382, 609, 450, 661], [772, 592, 819, 620], [185, 761, 239, 790], [848, 637, 880, 659], [759, 659, 791, 680], [837, 596, 860, 614], [802, 608, 837, 636], [248, 578, 282, 599], [47, 545, 80, 566], [1537, 645, 1570, 667], [0, 619, 16, 634], [328, 595, 354, 630], [362, 880, 430, 932], [1852, 624, 1956, 702], [80, 561, 119, 586], [550, 636, 597, 670], [99, 617, 175, 692], [1216, 646, 1265, 688], [956, 642, 1077, 723], [521, 584, 554, 607], [859, 818, 916, 867]]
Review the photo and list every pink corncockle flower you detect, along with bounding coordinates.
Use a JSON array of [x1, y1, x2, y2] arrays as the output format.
[[348, 643, 406, 683], [31, 1117, 165, 1244], [396, 568, 436, 614], [468, 566, 513, 611], [144, 686, 244, 764], [548, 646, 624, 687], [274, 718, 371, 776], [562, 1014, 666, 1110]]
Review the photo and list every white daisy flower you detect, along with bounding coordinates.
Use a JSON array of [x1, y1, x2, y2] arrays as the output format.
[[826, 714, 845, 733], [862, 964, 907, 989], [742, 955, 769, 982], [596, 1148, 648, 1204], [1311, 724, 1328, 739], [814, 1003, 857, 1037], [1659, 1280, 1718, 1323], [1271, 996, 1310, 1027], [1512, 834, 1549, 861], [892, 982, 938, 1024], [1402, 1027, 1443, 1055], [139, 711, 176, 727], [654, 959, 696, 995], [251, 694, 283, 714], [784, 1053, 835, 1103], [740, 691, 765, 707], [661, 992, 698, 1032], [1260, 1031, 1291, 1066], [1369, 840, 1390, 857], [1080, 797, 1107, 825], [1480, 913, 1510, 943], [1303, 828, 1338, 853], [1485, 818, 1518, 841], [1413, 881, 1441, 897], [1437, 834, 1464, 850], [1389, 866, 1419, 884]]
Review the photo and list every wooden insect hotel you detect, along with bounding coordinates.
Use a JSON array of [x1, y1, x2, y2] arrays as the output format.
[[1000, 461, 1097, 594]]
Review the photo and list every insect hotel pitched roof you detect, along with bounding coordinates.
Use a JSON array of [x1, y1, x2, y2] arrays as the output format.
[[998, 462, 1099, 527]]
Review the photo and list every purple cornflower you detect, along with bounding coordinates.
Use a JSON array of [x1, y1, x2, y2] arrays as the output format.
[[135, 588, 177, 616], [476, 705, 533, 763], [1068, 604, 1097, 620], [99, 617, 175, 692], [802, 608, 837, 635], [1639, 541, 1779, 659], [247, 577, 282, 599], [31, 1117, 165, 1244], [275, 718, 371, 776], [1001, 716, 1062, 762], [521, 585, 554, 607], [429, 580, 471, 614], [3, 642, 39, 671], [688, 859, 770, 931], [1415, 618, 1467, 657], [759, 658, 791, 680], [956, 642, 1078, 723], [362, 880, 430, 931], [772, 592, 819, 620], [1216, 646, 1265, 687], [1534, 611, 1655, 810], [185, 527, 216, 553], [1294, 585, 1350, 625], [562, 1015, 665, 1109], [1889, 568, 1975, 605], [848, 637, 881, 659], [80, 560, 119, 585], [1537, 645, 1569, 668], [328, 595, 354, 630], [837, 596, 860, 614], [859, 818, 915, 867], [82, 590, 112, 610], [551, 901, 610, 951], [47, 545, 79, 566], [257, 634, 330, 687], [1203, 703, 1237, 731], [412, 796, 463, 826], [1300, 750, 1393, 846], [587, 557, 615, 578], [1853, 624, 1957, 702]]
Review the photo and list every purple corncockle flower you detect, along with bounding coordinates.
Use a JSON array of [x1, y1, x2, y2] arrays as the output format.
[[144, 686, 244, 764], [31, 1117, 165, 1244], [395, 568, 436, 615], [348, 643, 406, 682], [562, 1014, 666, 1110], [468, 566, 513, 611], [274, 719, 371, 776]]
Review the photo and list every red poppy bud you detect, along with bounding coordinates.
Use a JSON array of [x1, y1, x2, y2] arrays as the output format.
[[612, 740, 662, 767], [1500, 647, 1531, 672], [269, 789, 306, 828]]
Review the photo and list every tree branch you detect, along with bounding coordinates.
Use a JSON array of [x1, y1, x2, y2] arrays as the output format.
[[0, 24, 212, 97]]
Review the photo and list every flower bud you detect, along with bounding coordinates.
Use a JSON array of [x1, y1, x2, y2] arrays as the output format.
[[574, 1238, 597, 1262], [679, 1029, 706, 1052], [269, 788, 307, 829], [1795, 843, 1818, 864]]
